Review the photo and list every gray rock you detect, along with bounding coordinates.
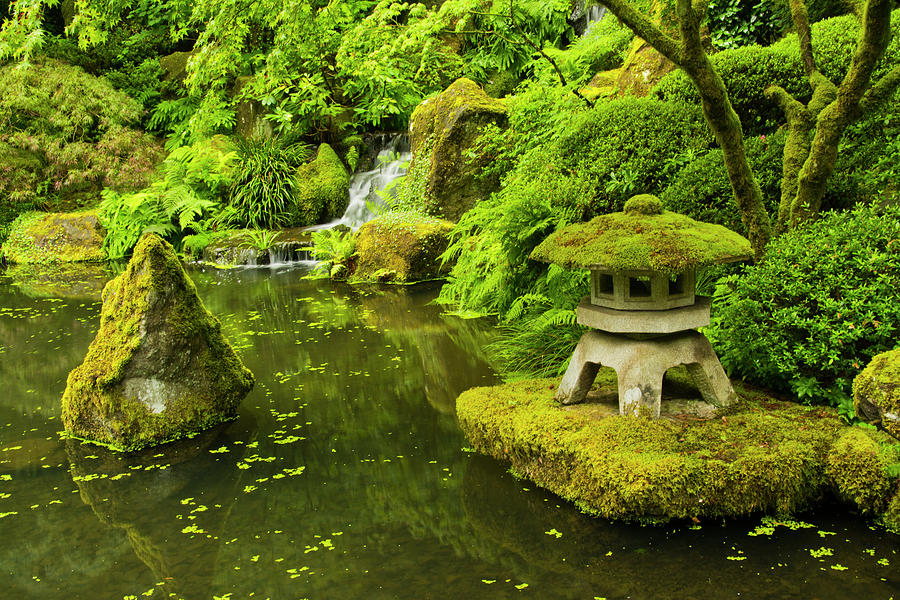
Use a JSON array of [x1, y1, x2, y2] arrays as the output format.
[[61, 233, 254, 451]]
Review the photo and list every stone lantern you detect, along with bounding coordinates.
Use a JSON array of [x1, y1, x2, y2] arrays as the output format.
[[530, 194, 752, 418]]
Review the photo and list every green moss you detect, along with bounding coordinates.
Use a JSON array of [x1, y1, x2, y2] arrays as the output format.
[[353, 213, 454, 283], [854, 349, 900, 439], [529, 195, 752, 274], [61, 233, 253, 451], [290, 143, 350, 226], [457, 378, 848, 522], [883, 491, 900, 533], [408, 78, 507, 221], [826, 427, 899, 514], [1, 210, 107, 264]]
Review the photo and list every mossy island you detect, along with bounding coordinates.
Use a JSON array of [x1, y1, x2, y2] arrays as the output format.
[[457, 375, 900, 529]]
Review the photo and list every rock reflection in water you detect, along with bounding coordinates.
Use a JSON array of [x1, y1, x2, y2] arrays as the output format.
[[66, 414, 257, 598]]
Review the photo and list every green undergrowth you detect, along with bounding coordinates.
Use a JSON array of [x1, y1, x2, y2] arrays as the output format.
[[457, 377, 900, 526]]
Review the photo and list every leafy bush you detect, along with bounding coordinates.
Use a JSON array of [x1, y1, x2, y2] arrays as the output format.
[[99, 136, 236, 257], [552, 96, 712, 215], [655, 9, 900, 135], [0, 59, 164, 213], [654, 44, 806, 135], [660, 133, 784, 234], [227, 137, 312, 229], [705, 0, 791, 49], [708, 205, 900, 419]]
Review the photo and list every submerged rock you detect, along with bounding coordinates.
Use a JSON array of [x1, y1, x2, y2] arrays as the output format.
[[407, 78, 507, 221], [854, 349, 900, 440], [353, 214, 453, 283], [1, 210, 106, 263], [62, 233, 254, 451]]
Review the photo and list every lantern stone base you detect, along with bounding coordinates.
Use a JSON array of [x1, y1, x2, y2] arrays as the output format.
[[576, 296, 710, 335], [557, 329, 736, 417]]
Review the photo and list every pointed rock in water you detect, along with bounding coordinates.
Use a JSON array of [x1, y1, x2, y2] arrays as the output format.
[[62, 233, 254, 451]]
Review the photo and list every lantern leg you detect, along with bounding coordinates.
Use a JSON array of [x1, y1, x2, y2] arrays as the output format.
[[555, 332, 603, 405]]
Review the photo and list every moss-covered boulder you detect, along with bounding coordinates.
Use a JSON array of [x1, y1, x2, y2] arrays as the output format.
[[61, 233, 254, 451], [854, 349, 900, 439], [290, 144, 350, 226], [353, 214, 454, 283], [407, 78, 507, 221], [825, 427, 900, 516], [1, 210, 106, 263]]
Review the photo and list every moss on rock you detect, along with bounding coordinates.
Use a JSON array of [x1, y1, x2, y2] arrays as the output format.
[[353, 213, 454, 283], [290, 144, 350, 227], [408, 78, 507, 221], [61, 233, 254, 451], [826, 427, 899, 515], [455, 378, 896, 523], [854, 349, 900, 440], [530, 194, 752, 274], [1, 210, 106, 263]]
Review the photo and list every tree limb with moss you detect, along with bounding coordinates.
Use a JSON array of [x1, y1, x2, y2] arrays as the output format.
[[765, 0, 900, 230], [601, 0, 772, 258]]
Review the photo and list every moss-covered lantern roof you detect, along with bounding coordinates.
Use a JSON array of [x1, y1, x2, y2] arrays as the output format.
[[530, 195, 752, 274]]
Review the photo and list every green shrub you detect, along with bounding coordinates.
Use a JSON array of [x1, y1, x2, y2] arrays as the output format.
[[227, 137, 312, 229], [708, 205, 900, 419], [654, 44, 806, 134], [660, 132, 783, 234], [0, 58, 164, 213], [99, 136, 236, 257], [552, 96, 712, 215], [655, 9, 900, 135]]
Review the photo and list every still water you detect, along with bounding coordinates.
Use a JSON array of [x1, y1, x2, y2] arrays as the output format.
[[0, 264, 897, 599]]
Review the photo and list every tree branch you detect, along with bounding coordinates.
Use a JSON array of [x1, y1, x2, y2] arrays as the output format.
[[787, 0, 818, 77], [600, 0, 683, 64], [860, 64, 900, 113]]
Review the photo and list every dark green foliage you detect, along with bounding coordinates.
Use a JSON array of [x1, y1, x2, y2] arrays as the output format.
[[705, 0, 792, 49], [655, 9, 900, 135], [708, 205, 900, 419], [0, 59, 163, 207], [228, 138, 312, 229], [661, 134, 784, 234]]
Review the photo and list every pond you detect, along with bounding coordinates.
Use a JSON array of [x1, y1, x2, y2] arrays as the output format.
[[0, 264, 897, 599]]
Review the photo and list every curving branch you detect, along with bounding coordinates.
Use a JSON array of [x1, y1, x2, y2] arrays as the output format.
[[599, 0, 682, 63]]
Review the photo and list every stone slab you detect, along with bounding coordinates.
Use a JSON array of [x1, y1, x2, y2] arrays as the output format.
[[576, 296, 710, 335]]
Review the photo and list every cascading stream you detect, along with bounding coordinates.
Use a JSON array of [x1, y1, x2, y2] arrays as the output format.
[[313, 134, 412, 231]]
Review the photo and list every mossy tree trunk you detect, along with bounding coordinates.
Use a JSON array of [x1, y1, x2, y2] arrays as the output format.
[[601, 0, 772, 259], [766, 0, 900, 231], [601, 0, 900, 255]]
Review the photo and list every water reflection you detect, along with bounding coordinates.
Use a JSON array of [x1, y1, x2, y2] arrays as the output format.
[[0, 264, 896, 599]]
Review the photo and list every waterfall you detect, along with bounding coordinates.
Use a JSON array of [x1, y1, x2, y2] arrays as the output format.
[[313, 134, 412, 231], [583, 4, 607, 37]]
